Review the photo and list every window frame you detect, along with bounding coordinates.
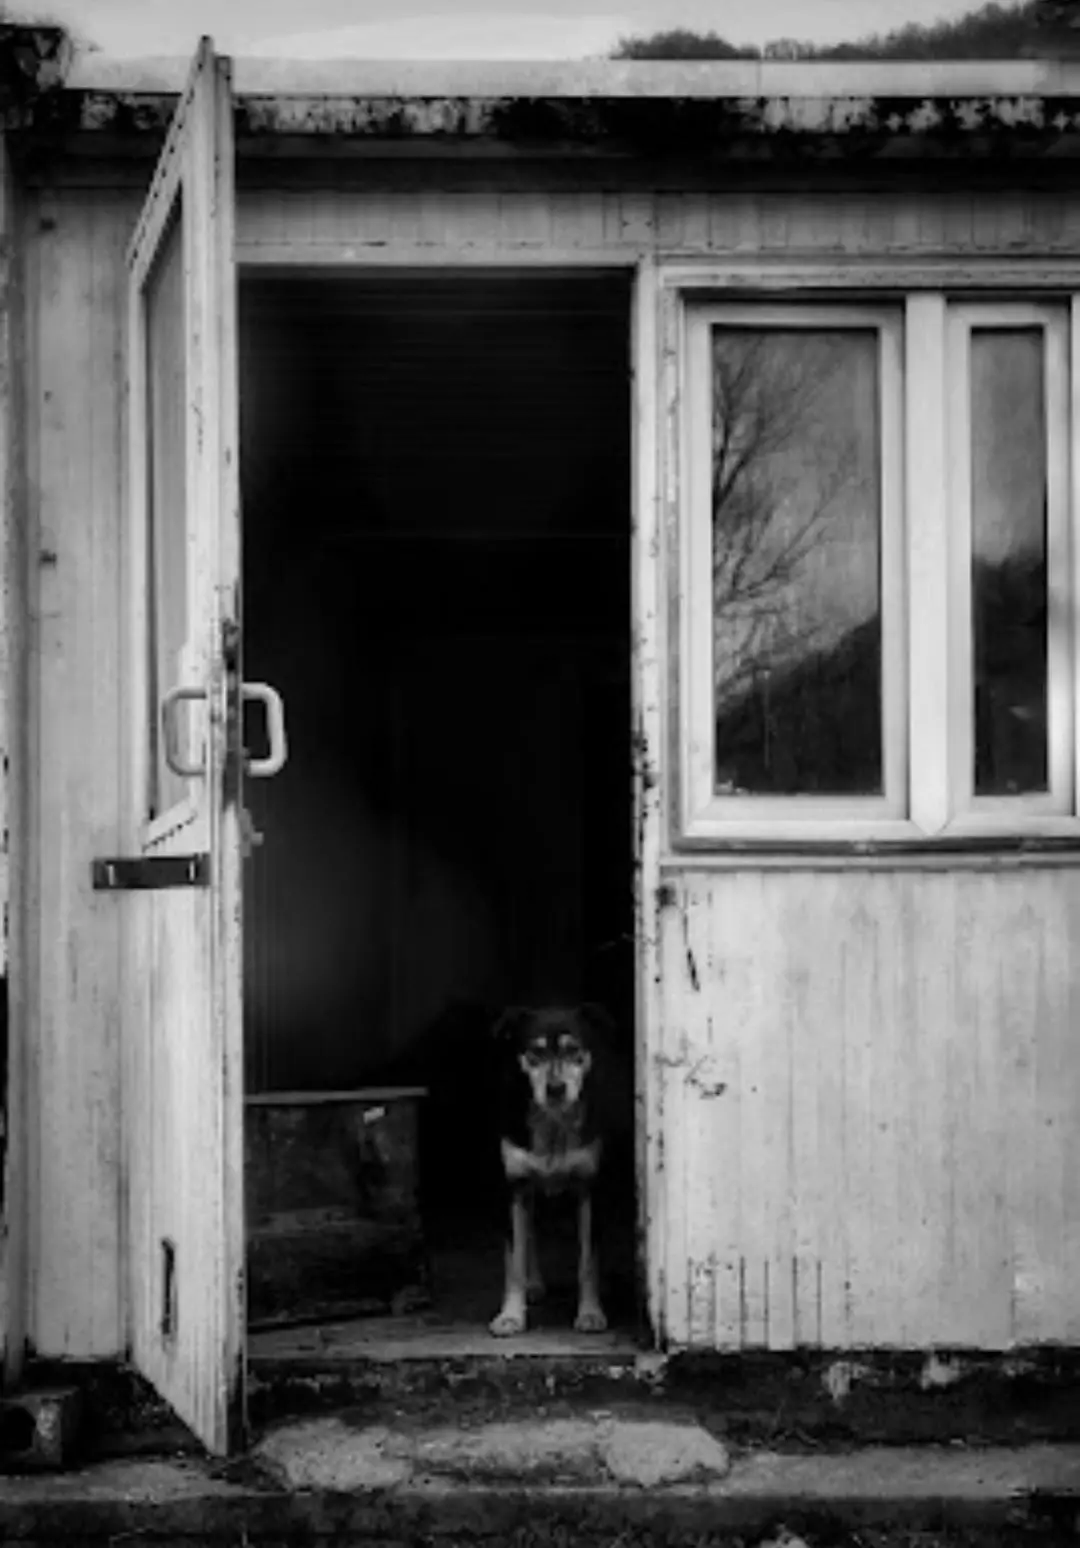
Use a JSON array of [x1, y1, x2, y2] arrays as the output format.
[[681, 302, 908, 842], [128, 160, 204, 846], [669, 277, 1080, 850], [945, 301, 1073, 830]]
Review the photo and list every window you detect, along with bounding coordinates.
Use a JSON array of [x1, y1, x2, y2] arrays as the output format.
[[143, 201, 196, 822], [678, 295, 1077, 845]]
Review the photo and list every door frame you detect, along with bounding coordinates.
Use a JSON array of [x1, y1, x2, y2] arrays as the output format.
[[234, 251, 666, 1347], [0, 126, 31, 1390]]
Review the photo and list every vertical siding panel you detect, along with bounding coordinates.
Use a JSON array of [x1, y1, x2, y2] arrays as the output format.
[[956, 879, 1006, 1344], [677, 193, 710, 253], [971, 191, 1003, 252], [890, 193, 921, 253], [707, 878, 744, 1346], [681, 884, 710, 1343], [662, 867, 1080, 1352], [944, 195, 976, 252], [788, 880, 822, 1347], [497, 191, 550, 247], [1059, 190, 1080, 252], [387, 190, 423, 245], [1061, 886, 1080, 1339], [1003, 888, 1041, 1343], [654, 191, 685, 250], [31, 193, 124, 1358], [762, 876, 796, 1350], [417, 189, 452, 246], [658, 884, 689, 1344], [838, 884, 877, 1345], [734, 871, 776, 1347], [1028, 890, 1071, 1338], [618, 191, 655, 249], [348, 188, 394, 247], [235, 183, 1080, 261], [758, 192, 790, 253], [882, 881, 910, 1344]]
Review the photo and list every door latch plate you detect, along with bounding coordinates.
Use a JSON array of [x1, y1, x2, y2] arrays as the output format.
[[91, 855, 210, 890]]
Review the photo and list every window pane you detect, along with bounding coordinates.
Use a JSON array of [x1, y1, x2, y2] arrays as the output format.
[[145, 204, 188, 817], [710, 328, 883, 796], [970, 329, 1048, 796]]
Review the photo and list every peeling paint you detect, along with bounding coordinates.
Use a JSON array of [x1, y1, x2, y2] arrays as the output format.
[[822, 1358, 872, 1404], [680, 910, 700, 993], [920, 1352, 966, 1390]]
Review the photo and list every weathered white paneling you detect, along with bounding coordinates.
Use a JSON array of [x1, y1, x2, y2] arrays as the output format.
[[237, 185, 1080, 260], [23, 165, 1080, 1364], [659, 866, 1080, 1350], [0, 130, 28, 1385], [24, 190, 129, 1357]]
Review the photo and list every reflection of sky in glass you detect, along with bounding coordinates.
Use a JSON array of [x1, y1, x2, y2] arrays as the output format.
[[711, 329, 880, 714], [971, 330, 1045, 566]]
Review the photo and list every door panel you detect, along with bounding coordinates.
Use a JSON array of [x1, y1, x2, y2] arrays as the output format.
[[121, 37, 244, 1455]]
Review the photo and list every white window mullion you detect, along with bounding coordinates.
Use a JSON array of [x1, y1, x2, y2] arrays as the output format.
[[879, 314, 907, 824], [906, 294, 953, 835], [681, 302, 714, 836], [1046, 314, 1073, 814], [1064, 294, 1070, 817]]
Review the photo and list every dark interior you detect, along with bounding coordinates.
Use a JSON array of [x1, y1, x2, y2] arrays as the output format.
[[239, 271, 636, 1335]]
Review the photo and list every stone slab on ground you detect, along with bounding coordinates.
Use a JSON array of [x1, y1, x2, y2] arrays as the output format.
[[0, 1432, 1077, 1543], [255, 1413, 732, 1490]]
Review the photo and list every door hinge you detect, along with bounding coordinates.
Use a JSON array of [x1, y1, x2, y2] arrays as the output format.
[[91, 855, 210, 891]]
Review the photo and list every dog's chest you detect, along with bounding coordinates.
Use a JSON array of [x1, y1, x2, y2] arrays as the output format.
[[501, 1103, 601, 1189]]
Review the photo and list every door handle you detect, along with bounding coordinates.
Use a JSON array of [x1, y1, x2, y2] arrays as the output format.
[[161, 686, 207, 778], [243, 683, 288, 777]]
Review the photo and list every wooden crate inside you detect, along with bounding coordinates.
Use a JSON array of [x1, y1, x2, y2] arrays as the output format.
[[245, 1087, 429, 1328]]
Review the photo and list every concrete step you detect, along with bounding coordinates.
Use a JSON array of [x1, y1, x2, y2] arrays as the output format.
[[0, 1429, 1078, 1544]]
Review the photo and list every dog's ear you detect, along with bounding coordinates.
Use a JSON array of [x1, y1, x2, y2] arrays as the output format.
[[492, 1007, 533, 1045], [578, 1002, 615, 1044]]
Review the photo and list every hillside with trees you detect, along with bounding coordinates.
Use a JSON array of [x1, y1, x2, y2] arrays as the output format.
[[614, 0, 1080, 60]]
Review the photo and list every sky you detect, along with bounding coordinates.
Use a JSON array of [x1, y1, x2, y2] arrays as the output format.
[[18, 0, 986, 61]]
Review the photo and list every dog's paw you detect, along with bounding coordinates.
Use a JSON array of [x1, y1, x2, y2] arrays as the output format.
[[489, 1307, 528, 1337], [573, 1305, 608, 1334]]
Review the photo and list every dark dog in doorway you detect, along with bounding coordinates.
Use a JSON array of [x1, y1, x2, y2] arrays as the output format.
[[489, 1004, 611, 1337]]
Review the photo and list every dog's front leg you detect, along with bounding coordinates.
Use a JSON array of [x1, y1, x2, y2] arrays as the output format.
[[573, 1190, 607, 1333], [525, 1195, 545, 1303], [490, 1190, 530, 1336]]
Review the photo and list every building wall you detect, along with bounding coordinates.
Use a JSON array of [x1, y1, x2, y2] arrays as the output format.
[[234, 179, 1080, 263], [658, 865, 1080, 1349], [18, 161, 1080, 1357]]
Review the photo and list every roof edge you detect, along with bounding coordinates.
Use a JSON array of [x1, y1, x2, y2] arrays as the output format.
[[63, 55, 1080, 101]]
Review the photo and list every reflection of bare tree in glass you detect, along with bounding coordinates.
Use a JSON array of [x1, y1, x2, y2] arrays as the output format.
[[712, 335, 855, 696], [710, 329, 881, 795]]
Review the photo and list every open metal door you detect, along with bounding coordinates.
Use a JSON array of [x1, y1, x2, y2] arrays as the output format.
[[110, 37, 252, 1456]]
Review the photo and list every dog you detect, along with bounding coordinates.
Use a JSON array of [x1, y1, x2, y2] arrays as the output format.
[[489, 1004, 611, 1337]]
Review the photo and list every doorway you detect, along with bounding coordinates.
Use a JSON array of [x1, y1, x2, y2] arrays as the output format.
[[237, 270, 636, 1354]]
